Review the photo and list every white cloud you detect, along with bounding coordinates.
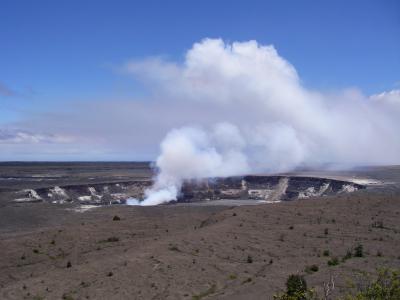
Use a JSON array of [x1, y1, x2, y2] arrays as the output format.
[[3, 38, 400, 175], [124, 39, 400, 167], [123, 38, 400, 204]]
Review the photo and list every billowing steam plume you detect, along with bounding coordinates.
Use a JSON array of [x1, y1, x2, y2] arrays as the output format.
[[126, 38, 400, 206]]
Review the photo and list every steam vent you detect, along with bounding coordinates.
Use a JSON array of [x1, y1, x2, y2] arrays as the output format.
[[178, 175, 364, 203], [9, 174, 364, 205]]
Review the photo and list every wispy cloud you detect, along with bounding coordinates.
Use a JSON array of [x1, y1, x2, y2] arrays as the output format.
[[0, 129, 73, 144]]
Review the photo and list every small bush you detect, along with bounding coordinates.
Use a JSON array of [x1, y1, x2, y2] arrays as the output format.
[[80, 281, 90, 287], [274, 275, 315, 300], [323, 250, 330, 257], [242, 277, 252, 284], [305, 265, 319, 274], [371, 220, 384, 228], [343, 249, 353, 261], [344, 268, 400, 299], [327, 257, 339, 266], [354, 244, 364, 257], [62, 294, 74, 300], [324, 228, 329, 235], [66, 261, 72, 268], [112, 215, 121, 221], [287, 275, 307, 295], [102, 236, 119, 243], [192, 284, 216, 300], [247, 255, 253, 263], [168, 245, 180, 252]]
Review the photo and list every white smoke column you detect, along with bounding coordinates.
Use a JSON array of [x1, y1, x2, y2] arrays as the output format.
[[129, 124, 249, 205], [124, 38, 400, 205]]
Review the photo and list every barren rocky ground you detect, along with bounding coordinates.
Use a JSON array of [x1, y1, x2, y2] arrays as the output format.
[[0, 164, 399, 299]]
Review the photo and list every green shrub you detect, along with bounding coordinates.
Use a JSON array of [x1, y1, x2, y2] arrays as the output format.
[[287, 275, 307, 295], [242, 277, 252, 284], [354, 244, 364, 257], [327, 257, 339, 266], [192, 284, 217, 300], [344, 268, 400, 299], [371, 221, 384, 229], [305, 265, 319, 274], [323, 250, 330, 257], [98, 236, 120, 243], [274, 275, 315, 300], [168, 245, 180, 251], [62, 294, 74, 300], [343, 249, 353, 261]]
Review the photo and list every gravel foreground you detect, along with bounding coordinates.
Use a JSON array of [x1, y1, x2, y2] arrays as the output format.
[[1, 188, 400, 299]]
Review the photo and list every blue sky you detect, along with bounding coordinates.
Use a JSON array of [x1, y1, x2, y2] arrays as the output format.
[[0, 0, 399, 161]]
